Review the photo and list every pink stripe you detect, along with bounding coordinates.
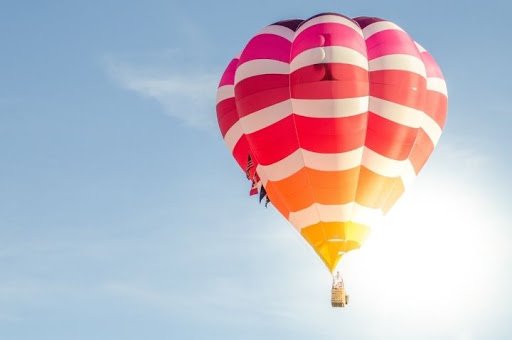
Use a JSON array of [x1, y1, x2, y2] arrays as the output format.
[[291, 23, 366, 59], [238, 34, 292, 64], [218, 58, 239, 87], [365, 29, 419, 60], [420, 51, 444, 78]]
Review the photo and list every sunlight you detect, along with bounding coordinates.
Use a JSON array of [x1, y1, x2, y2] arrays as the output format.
[[339, 174, 505, 330]]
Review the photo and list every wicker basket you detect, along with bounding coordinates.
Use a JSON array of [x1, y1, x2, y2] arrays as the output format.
[[331, 286, 347, 307]]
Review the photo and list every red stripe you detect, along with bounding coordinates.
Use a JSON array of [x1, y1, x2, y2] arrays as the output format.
[[365, 113, 418, 160], [409, 128, 434, 174], [370, 70, 426, 111], [235, 74, 289, 100], [216, 98, 238, 137], [232, 137, 251, 170], [292, 79, 369, 99], [238, 114, 369, 164], [294, 114, 367, 153], [290, 63, 368, 85], [291, 23, 366, 59], [425, 90, 448, 128], [236, 87, 290, 117], [238, 34, 292, 64], [246, 115, 298, 165]]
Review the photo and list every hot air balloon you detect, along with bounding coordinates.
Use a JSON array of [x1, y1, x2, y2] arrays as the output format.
[[216, 13, 447, 307]]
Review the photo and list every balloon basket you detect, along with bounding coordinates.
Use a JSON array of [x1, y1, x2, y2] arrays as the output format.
[[331, 286, 348, 307], [331, 271, 348, 307]]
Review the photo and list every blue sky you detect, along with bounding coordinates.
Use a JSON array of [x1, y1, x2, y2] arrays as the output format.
[[1, 1, 511, 339]]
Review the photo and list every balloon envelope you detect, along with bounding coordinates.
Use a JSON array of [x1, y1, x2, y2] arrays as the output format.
[[216, 13, 447, 272]]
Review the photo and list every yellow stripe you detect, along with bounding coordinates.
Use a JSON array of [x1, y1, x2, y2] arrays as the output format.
[[300, 221, 370, 271]]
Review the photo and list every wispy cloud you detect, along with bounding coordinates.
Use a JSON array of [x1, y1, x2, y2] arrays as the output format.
[[105, 53, 220, 131], [434, 138, 488, 168]]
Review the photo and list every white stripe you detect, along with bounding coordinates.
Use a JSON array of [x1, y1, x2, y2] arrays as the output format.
[[401, 160, 417, 188], [427, 77, 448, 96], [369, 96, 423, 128], [369, 96, 442, 147], [240, 98, 368, 136], [421, 114, 443, 146], [257, 148, 364, 181], [240, 100, 292, 134], [257, 146, 418, 188], [234, 59, 289, 84], [362, 21, 405, 39], [362, 148, 413, 178], [288, 203, 382, 230], [259, 149, 304, 180], [216, 85, 234, 104], [290, 46, 368, 72], [305, 147, 363, 172], [293, 97, 369, 118], [258, 25, 295, 41], [223, 120, 244, 152], [369, 54, 426, 77], [296, 14, 363, 38], [362, 148, 417, 188]]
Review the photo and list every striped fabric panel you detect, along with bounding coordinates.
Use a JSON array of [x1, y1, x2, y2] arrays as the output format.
[[235, 22, 299, 175], [216, 56, 254, 171], [286, 15, 370, 260], [232, 20, 303, 214], [408, 42, 448, 173], [291, 17, 363, 270], [356, 17, 426, 215]]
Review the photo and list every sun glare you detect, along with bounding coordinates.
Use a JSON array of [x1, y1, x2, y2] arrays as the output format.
[[339, 175, 504, 330]]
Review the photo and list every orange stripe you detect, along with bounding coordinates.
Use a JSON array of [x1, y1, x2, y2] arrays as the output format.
[[355, 167, 403, 209], [264, 184, 290, 219], [264, 166, 404, 212], [381, 180, 405, 214], [265, 167, 359, 212]]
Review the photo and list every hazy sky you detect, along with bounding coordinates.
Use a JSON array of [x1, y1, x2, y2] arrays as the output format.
[[1, 1, 511, 339]]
